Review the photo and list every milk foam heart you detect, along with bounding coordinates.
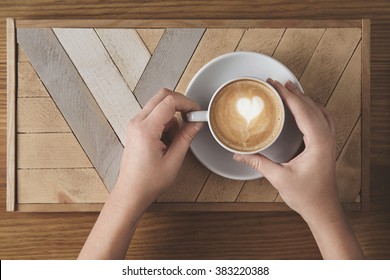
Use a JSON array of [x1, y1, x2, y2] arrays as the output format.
[[236, 96, 264, 125]]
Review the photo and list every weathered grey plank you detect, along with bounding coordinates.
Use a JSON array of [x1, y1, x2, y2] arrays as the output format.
[[53, 28, 141, 144], [17, 28, 123, 191], [95, 28, 150, 91], [133, 28, 205, 106]]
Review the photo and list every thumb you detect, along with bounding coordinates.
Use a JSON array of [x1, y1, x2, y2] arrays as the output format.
[[166, 122, 204, 162], [233, 153, 282, 180]]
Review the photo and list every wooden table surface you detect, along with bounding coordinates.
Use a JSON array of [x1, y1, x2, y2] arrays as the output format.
[[0, 0, 389, 259]]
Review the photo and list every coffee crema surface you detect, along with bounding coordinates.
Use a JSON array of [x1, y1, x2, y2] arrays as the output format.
[[210, 79, 283, 152]]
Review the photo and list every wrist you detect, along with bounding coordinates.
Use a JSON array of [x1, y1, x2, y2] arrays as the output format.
[[108, 180, 151, 221]]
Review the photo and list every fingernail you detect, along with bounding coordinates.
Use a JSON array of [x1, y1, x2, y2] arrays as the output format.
[[286, 80, 296, 88], [233, 154, 242, 161]]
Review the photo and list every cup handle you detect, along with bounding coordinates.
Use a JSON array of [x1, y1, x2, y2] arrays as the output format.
[[186, 111, 208, 122]]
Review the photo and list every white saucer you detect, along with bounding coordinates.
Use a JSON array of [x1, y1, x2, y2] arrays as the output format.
[[185, 52, 303, 180]]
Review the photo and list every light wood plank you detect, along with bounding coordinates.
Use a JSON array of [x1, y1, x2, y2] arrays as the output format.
[[53, 28, 141, 144], [18, 62, 49, 97], [236, 178, 279, 202], [17, 98, 71, 133], [158, 151, 210, 202], [175, 28, 245, 94], [273, 28, 325, 78], [236, 28, 285, 55], [136, 28, 165, 54], [17, 28, 123, 191], [17, 169, 109, 203], [7, 18, 16, 211], [17, 133, 92, 169], [16, 19, 363, 29], [326, 43, 361, 157], [17, 45, 28, 61], [95, 28, 150, 91], [197, 174, 244, 202], [337, 119, 361, 202], [133, 28, 205, 106], [299, 28, 361, 104]]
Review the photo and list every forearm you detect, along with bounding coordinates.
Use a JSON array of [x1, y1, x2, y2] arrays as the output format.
[[78, 182, 147, 260], [304, 204, 364, 260]]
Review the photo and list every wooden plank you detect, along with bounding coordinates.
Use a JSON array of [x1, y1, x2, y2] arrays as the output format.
[[6, 18, 16, 211], [17, 98, 71, 133], [18, 62, 49, 97], [158, 151, 210, 202], [17, 169, 109, 203], [133, 28, 205, 106], [273, 28, 325, 78], [299, 28, 361, 104], [17, 133, 93, 169], [361, 19, 371, 211], [17, 28, 123, 191], [17, 45, 28, 61], [175, 28, 245, 94], [16, 203, 105, 212], [235, 28, 285, 55], [95, 28, 150, 91], [236, 178, 279, 202], [336, 119, 361, 202], [136, 28, 165, 54], [196, 174, 245, 202], [326, 43, 361, 157], [53, 28, 141, 144], [15, 202, 361, 213], [16, 19, 363, 29]]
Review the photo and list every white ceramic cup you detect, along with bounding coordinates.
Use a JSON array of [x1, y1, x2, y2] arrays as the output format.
[[186, 77, 285, 154]]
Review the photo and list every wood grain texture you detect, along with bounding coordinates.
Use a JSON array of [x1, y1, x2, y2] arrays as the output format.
[[17, 98, 71, 133], [197, 175, 244, 202], [6, 18, 15, 211], [17, 133, 92, 169], [17, 45, 28, 62], [326, 43, 362, 157], [17, 62, 49, 97], [17, 169, 108, 203], [337, 119, 361, 202], [0, 1, 388, 261], [95, 28, 150, 91], [17, 28, 123, 191], [236, 178, 279, 202], [136, 28, 165, 54], [299, 28, 361, 104], [236, 28, 285, 55], [175, 28, 245, 94], [53, 28, 141, 143], [133, 28, 205, 106], [273, 28, 325, 78]]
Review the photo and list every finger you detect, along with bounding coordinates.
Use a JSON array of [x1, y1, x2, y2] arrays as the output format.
[[233, 153, 282, 182], [165, 121, 204, 163], [163, 117, 179, 133], [267, 79, 318, 136], [285, 80, 303, 96], [283, 80, 319, 112], [136, 88, 175, 121], [145, 94, 201, 127]]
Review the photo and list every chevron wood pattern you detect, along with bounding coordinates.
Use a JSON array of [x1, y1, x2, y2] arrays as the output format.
[[8, 19, 369, 212]]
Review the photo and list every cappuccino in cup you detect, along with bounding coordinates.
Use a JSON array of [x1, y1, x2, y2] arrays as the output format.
[[187, 77, 285, 154]]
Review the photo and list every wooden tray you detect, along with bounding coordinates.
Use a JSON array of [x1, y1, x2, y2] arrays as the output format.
[[6, 19, 370, 212]]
